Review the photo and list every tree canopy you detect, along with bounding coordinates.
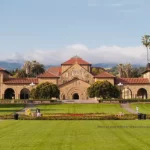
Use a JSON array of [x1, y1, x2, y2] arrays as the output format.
[[87, 81, 120, 99], [91, 67, 105, 75], [109, 64, 145, 78], [12, 60, 45, 78], [30, 82, 60, 99]]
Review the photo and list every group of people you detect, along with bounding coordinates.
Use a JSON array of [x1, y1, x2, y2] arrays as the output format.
[[36, 108, 41, 117], [25, 108, 41, 117]]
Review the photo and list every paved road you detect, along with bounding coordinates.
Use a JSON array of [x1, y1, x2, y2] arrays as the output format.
[[17, 103, 37, 115], [120, 103, 137, 114]]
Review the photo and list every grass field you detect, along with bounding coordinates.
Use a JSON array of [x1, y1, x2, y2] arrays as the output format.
[[37, 104, 127, 114], [130, 103, 150, 114], [0, 104, 25, 115], [0, 120, 150, 150]]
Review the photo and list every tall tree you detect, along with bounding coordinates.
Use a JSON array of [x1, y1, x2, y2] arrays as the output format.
[[23, 61, 32, 75], [14, 69, 27, 78], [31, 60, 45, 77], [22, 60, 45, 77], [87, 81, 120, 99], [142, 35, 150, 63], [30, 82, 60, 99], [117, 64, 125, 77]]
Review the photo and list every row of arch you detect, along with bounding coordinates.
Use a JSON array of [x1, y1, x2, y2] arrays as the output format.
[[2, 87, 149, 100], [122, 88, 148, 99], [4, 88, 30, 99]]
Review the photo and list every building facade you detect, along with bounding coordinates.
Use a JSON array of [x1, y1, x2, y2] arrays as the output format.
[[0, 56, 150, 100]]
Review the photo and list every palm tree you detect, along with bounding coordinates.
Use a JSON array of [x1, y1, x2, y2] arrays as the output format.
[[142, 35, 150, 63]]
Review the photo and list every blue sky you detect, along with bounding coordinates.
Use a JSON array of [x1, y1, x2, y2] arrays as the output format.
[[0, 0, 149, 64]]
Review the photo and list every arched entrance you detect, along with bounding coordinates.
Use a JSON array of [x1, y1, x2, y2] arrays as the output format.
[[122, 88, 132, 99], [4, 88, 15, 99], [73, 93, 79, 100], [20, 88, 30, 99], [137, 88, 147, 99]]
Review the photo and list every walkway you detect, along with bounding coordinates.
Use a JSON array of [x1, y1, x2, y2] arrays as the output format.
[[17, 103, 37, 115], [120, 103, 137, 114]]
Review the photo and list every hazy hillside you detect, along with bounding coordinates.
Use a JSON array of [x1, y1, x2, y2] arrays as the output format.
[[0, 61, 145, 71]]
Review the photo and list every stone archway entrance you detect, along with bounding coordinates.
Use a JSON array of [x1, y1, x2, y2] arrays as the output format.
[[20, 88, 30, 99], [4, 88, 15, 99], [73, 93, 79, 100], [137, 88, 147, 99]]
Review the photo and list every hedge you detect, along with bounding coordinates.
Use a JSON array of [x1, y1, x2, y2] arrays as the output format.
[[0, 113, 147, 120]]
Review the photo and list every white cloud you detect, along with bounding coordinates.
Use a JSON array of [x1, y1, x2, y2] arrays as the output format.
[[4, 44, 147, 65]]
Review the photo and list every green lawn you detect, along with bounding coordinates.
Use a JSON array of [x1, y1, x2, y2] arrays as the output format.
[[0, 104, 25, 115], [130, 103, 150, 114], [37, 104, 127, 114], [0, 120, 150, 150]]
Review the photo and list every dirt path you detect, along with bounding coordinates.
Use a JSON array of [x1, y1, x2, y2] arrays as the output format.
[[120, 103, 137, 114]]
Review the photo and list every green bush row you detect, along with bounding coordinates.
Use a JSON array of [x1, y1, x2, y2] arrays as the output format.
[[99, 99, 150, 103]]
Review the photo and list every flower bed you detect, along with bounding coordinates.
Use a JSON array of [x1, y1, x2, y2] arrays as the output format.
[[1, 113, 150, 120]]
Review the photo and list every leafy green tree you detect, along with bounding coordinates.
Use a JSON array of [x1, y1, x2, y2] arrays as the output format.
[[91, 67, 105, 75], [14, 69, 27, 78], [31, 61, 45, 77], [30, 82, 60, 99], [23, 60, 45, 77], [87, 81, 120, 99]]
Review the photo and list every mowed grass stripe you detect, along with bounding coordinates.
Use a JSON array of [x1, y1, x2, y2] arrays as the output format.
[[0, 121, 150, 150], [0, 104, 25, 115], [38, 104, 128, 114], [130, 103, 150, 114]]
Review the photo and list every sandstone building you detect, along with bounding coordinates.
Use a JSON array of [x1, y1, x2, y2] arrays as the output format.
[[0, 56, 149, 100]]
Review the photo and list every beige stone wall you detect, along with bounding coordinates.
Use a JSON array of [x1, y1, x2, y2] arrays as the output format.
[[143, 72, 150, 80], [38, 78, 58, 85], [59, 79, 90, 100], [94, 78, 114, 85], [59, 64, 94, 85], [121, 84, 150, 99], [81, 65, 90, 72], [61, 65, 71, 73], [0, 84, 37, 99]]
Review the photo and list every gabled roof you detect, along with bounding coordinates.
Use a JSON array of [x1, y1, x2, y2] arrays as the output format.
[[4, 78, 38, 84], [37, 71, 59, 78], [94, 71, 115, 78], [115, 78, 149, 84], [61, 56, 91, 65], [47, 67, 61, 76]]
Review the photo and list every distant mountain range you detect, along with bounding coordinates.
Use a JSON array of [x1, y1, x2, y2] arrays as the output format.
[[0, 61, 145, 71]]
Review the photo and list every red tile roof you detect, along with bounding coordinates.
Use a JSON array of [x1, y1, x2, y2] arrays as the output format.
[[0, 67, 10, 74], [61, 56, 91, 65], [115, 78, 149, 84], [0, 68, 5, 71], [4, 78, 38, 84], [37, 71, 59, 78], [94, 72, 115, 78], [47, 67, 62, 76]]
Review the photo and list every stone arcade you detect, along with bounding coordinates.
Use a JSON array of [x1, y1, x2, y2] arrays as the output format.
[[0, 56, 150, 100]]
